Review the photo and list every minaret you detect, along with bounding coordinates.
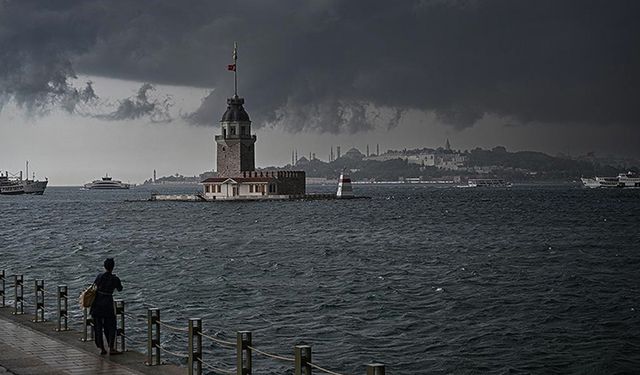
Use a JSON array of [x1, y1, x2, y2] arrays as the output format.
[[445, 138, 451, 151], [215, 43, 256, 176]]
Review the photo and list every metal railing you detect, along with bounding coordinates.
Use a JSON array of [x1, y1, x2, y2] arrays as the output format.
[[56, 285, 69, 331], [115, 299, 126, 352], [0, 270, 387, 375], [33, 279, 45, 322], [13, 274, 23, 315], [81, 307, 95, 342]]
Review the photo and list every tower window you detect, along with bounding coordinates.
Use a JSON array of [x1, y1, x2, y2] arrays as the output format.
[[230, 126, 236, 135], [241, 126, 247, 135]]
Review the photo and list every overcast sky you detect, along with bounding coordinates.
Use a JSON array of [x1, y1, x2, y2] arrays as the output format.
[[1, 0, 639, 185]]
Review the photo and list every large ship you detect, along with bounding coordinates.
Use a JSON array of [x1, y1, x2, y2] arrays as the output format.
[[0, 176, 48, 195], [581, 171, 640, 188], [0, 162, 48, 195], [84, 175, 130, 189]]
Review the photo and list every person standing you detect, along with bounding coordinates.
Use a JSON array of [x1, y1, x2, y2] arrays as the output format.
[[90, 257, 123, 355]]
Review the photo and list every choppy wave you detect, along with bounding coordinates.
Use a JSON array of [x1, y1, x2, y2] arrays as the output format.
[[1, 184, 639, 374]]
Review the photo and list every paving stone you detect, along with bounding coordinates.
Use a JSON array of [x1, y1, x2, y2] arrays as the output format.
[[0, 317, 143, 375]]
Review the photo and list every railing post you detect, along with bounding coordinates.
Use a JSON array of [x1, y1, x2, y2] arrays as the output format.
[[146, 308, 160, 366], [33, 279, 45, 322], [56, 285, 69, 331], [294, 345, 312, 375], [114, 300, 125, 352], [13, 274, 23, 315], [188, 318, 202, 375], [367, 363, 385, 375], [0, 270, 5, 307], [81, 307, 95, 341], [236, 331, 252, 375]]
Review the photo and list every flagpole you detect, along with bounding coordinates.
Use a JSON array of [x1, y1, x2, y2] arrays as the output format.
[[234, 42, 238, 96]]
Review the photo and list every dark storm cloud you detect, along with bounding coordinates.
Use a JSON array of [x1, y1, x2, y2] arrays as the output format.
[[98, 83, 172, 122], [1, 0, 639, 132], [0, 1, 102, 114]]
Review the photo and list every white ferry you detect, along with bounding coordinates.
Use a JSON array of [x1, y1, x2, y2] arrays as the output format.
[[581, 171, 640, 188], [84, 175, 130, 190], [459, 178, 512, 188]]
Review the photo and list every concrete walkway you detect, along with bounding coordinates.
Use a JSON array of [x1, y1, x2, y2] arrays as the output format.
[[0, 307, 182, 375]]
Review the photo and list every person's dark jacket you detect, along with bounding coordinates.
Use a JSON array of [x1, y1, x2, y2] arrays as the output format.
[[90, 272, 123, 317]]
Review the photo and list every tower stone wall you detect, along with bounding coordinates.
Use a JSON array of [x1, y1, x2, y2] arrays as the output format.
[[216, 138, 256, 176], [215, 96, 256, 176]]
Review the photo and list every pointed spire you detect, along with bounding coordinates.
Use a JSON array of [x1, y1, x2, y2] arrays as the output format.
[[233, 42, 238, 96]]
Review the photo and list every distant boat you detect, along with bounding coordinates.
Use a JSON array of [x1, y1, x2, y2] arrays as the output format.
[[0, 177, 47, 195], [581, 171, 640, 188], [84, 175, 130, 190], [459, 178, 512, 188], [0, 161, 48, 195]]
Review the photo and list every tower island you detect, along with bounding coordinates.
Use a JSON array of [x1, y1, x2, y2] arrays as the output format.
[[200, 93, 306, 199]]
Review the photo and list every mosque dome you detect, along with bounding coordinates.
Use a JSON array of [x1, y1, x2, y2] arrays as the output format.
[[221, 95, 251, 122]]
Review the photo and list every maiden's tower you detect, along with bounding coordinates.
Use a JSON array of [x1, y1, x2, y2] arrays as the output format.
[[201, 44, 305, 199]]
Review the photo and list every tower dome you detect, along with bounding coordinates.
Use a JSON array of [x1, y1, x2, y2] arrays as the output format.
[[221, 95, 250, 122]]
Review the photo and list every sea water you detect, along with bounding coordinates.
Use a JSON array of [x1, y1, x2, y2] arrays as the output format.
[[1, 184, 639, 374]]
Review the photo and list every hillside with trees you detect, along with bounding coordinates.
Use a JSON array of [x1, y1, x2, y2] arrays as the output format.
[[282, 147, 636, 182]]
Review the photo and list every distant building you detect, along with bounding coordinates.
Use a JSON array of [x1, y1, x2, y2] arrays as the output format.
[[364, 148, 467, 170], [364, 151, 405, 162], [344, 148, 365, 160]]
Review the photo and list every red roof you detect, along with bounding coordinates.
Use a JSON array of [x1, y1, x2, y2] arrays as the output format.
[[202, 177, 271, 183]]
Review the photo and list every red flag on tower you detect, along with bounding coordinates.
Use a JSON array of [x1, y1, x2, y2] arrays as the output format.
[[227, 64, 236, 71]]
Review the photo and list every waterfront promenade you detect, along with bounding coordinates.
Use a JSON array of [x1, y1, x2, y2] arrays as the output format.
[[0, 306, 182, 375]]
